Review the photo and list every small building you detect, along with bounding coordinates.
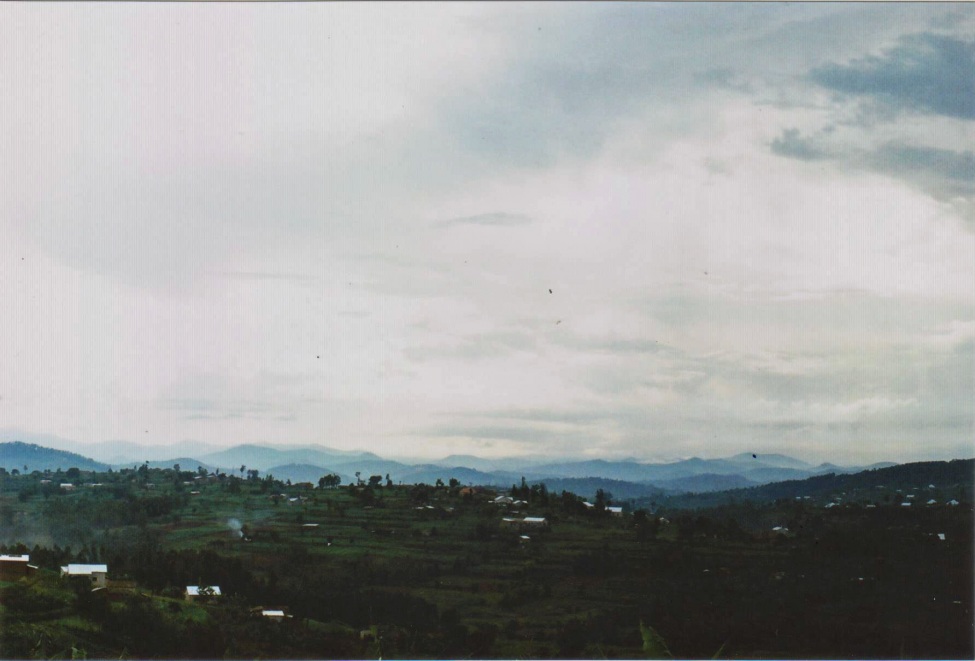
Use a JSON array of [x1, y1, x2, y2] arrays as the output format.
[[185, 585, 222, 602], [262, 609, 287, 619], [927, 499, 937, 505], [61, 564, 108, 588], [0, 554, 32, 580], [901, 502, 912, 507], [60, 483, 76, 491], [937, 533, 946, 541], [606, 506, 624, 517], [947, 499, 960, 506], [501, 516, 549, 531]]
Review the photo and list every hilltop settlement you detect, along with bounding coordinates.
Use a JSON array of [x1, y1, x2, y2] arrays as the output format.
[[0, 443, 972, 659]]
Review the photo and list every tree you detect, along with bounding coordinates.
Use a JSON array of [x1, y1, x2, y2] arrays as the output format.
[[449, 478, 460, 489], [65, 467, 81, 480], [240, 464, 246, 477], [368, 475, 383, 488], [173, 463, 180, 473]]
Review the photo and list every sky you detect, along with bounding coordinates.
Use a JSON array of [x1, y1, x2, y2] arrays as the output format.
[[0, 3, 972, 465]]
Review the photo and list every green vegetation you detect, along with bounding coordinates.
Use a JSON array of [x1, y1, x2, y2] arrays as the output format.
[[0, 462, 971, 659]]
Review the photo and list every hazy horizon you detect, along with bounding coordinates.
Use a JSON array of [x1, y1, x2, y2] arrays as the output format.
[[1, 426, 967, 469], [1, 4, 972, 467]]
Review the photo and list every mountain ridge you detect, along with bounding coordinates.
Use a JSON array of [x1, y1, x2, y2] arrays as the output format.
[[0, 439, 921, 495]]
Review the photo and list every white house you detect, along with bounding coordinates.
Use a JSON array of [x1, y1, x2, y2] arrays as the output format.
[[606, 506, 624, 517], [501, 516, 549, 531], [61, 564, 108, 588], [0, 554, 31, 580], [185, 585, 222, 601]]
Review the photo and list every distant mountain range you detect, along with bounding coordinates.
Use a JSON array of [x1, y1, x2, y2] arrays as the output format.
[[0, 442, 109, 473], [0, 435, 913, 500]]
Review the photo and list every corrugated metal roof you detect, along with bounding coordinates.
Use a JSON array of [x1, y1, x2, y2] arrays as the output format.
[[62, 564, 108, 574]]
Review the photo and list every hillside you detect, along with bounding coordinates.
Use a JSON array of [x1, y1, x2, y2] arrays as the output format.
[[659, 458, 975, 509], [526, 476, 667, 501], [0, 442, 109, 473], [654, 472, 758, 493], [264, 463, 354, 485]]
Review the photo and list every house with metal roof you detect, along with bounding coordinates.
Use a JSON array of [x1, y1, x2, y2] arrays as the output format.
[[186, 585, 222, 601], [0, 554, 34, 580], [60, 564, 108, 588]]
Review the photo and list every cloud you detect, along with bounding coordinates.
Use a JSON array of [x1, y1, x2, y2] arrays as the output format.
[[868, 143, 975, 206], [403, 330, 539, 363], [694, 68, 753, 94], [2, 4, 972, 464], [219, 271, 321, 283], [772, 132, 975, 222], [437, 212, 533, 229], [770, 129, 829, 161], [810, 33, 975, 119]]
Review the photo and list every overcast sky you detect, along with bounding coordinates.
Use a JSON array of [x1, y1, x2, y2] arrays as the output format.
[[1, 3, 972, 464]]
